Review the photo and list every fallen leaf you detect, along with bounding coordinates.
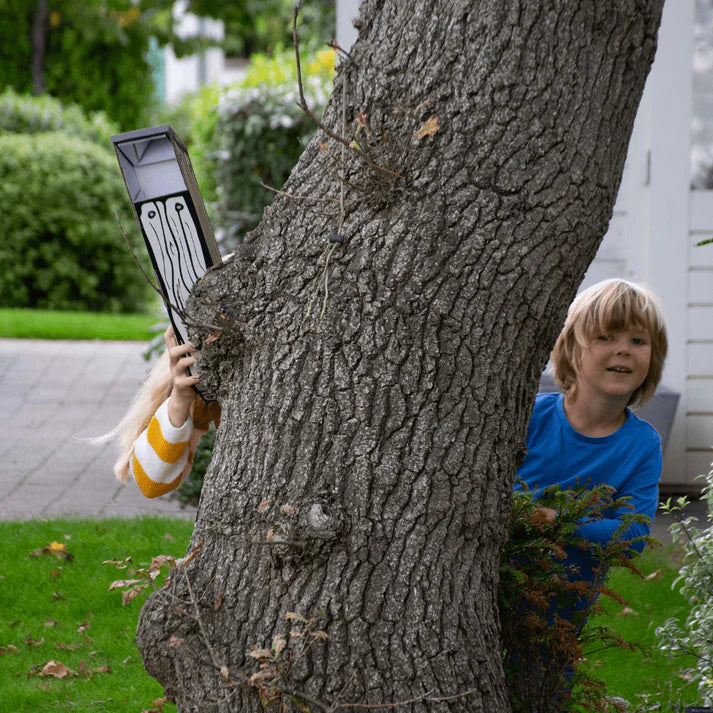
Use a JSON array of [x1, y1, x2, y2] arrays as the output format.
[[280, 505, 295, 515], [0, 645, 19, 655], [49, 569, 62, 579], [257, 499, 273, 514], [38, 660, 74, 678], [77, 621, 91, 633], [168, 635, 184, 647], [52, 591, 63, 600], [413, 116, 438, 138], [220, 665, 230, 681], [88, 664, 111, 675], [644, 569, 662, 581], [619, 606, 638, 616], [44, 619, 58, 628], [56, 641, 83, 651], [109, 579, 142, 591], [25, 636, 45, 647]]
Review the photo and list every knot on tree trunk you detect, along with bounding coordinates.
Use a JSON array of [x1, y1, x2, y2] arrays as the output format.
[[258, 498, 346, 565]]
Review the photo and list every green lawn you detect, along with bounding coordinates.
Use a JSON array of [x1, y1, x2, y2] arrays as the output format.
[[578, 545, 698, 709], [0, 519, 699, 712], [0, 308, 163, 341], [0, 518, 193, 713]]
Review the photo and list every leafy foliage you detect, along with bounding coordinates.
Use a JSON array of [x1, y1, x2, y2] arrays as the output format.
[[0, 0, 169, 129], [184, 0, 335, 58], [210, 48, 335, 247], [0, 86, 118, 145], [657, 467, 713, 705], [0, 0, 335, 131], [0, 132, 151, 313], [500, 483, 652, 713]]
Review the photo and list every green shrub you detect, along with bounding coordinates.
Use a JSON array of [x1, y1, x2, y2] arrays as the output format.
[[500, 483, 652, 713], [0, 1, 159, 130], [657, 468, 713, 705], [211, 48, 335, 247], [0, 87, 118, 146], [0, 132, 151, 313], [151, 82, 223, 206]]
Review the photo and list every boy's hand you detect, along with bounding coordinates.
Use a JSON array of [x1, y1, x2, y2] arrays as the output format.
[[164, 326, 199, 427]]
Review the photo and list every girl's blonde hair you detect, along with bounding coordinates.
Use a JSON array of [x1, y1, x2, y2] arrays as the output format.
[[109, 350, 173, 482], [551, 279, 668, 409]]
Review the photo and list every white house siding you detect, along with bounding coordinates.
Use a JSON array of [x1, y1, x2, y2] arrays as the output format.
[[580, 2, 703, 491], [687, 191, 713, 485], [336, 1, 708, 490]]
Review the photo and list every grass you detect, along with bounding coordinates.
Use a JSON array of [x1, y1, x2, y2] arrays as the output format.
[[0, 308, 163, 341], [0, 519, 700, 712], [0, 517, 193, 713], [579, 545, 698, 709]]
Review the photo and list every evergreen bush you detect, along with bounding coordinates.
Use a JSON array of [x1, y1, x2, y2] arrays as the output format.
[[0, 132, 151, 313], [500, 483, 652, 713]]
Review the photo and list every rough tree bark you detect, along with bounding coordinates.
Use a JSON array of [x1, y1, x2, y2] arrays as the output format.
[[136, 1, 663, 711]]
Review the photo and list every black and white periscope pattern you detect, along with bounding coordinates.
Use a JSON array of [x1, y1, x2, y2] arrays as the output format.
[[138, 193, 208, 345], [138, 193, 218, 401]]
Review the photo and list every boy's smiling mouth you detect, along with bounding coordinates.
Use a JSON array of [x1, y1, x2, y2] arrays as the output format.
[[607, 366, 632, 373]]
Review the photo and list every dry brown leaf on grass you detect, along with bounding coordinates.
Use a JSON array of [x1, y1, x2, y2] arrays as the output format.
[[28, 659, 113, 679], [29, 541, 74, 561]]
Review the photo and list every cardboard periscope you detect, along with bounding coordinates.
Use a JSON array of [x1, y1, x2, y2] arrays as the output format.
[[111, 124, 221, 401]]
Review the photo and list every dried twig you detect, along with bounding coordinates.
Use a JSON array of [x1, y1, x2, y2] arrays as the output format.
[[183, 571, 233, 705], [292, 1, 403, 180]]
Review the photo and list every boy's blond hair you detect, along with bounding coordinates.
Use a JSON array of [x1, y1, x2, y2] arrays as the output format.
[[551, 279, 668, 409]]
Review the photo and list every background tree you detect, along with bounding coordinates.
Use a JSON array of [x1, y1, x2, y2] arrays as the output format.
[[0, 0, 334, 129], [183, 0, 335, 57], [136, 1, 664, 711]]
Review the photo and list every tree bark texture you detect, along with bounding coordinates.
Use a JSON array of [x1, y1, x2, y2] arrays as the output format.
[[136, 1, 663, 711]]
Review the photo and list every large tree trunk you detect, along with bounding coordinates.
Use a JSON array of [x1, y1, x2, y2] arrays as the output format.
[[136, 1, 663, 711]]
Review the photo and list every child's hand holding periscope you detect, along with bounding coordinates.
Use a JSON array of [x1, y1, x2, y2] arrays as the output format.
[[164, 325, 199, 427]]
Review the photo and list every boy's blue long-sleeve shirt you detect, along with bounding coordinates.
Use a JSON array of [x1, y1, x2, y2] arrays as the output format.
[[516, 392, 662, 581]]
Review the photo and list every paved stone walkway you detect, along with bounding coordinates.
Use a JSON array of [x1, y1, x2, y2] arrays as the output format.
[[0, 338, 195, 521], [0, 337, 707, 541]]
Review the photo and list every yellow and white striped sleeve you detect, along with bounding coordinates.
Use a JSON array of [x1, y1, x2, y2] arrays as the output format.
[[130, 400, 193, 499]]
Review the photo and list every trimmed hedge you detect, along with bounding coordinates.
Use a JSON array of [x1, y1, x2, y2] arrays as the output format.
[[0, 132, 151, 313], [0, 87, 118, 147]]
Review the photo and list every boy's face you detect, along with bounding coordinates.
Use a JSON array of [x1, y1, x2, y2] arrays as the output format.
[[576, 326, 652, 404]]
